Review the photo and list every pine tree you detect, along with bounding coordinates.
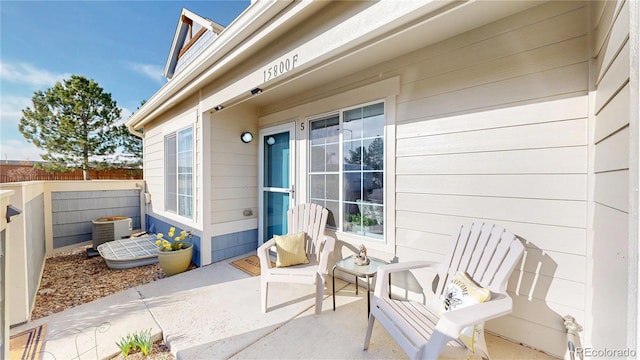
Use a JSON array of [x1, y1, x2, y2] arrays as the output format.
[[115, 100, 145, 168], [19, 75, 122, 180]]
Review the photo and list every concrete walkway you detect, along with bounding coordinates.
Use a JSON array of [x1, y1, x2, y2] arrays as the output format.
[[11, 254, 555, 359]]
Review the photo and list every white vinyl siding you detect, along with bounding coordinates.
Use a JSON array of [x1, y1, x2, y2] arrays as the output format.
[[210, 106, 258, 225], [391, 3, 589, 356], [590, 0, 630, 351], [141, 97, 200, 227], [257, 4, 590, 355]]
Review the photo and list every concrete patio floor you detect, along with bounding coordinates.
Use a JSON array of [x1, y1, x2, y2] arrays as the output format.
[[11, 253, 556, 359]]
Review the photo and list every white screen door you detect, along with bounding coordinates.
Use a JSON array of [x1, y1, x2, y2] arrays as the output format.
[[258, 122, 295, 244]]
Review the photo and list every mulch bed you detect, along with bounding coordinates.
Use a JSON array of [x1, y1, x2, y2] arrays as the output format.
[[31, 245, 197, 359]]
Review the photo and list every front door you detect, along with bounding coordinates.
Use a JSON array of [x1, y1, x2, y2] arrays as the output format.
[[259, 122, 295, 244]]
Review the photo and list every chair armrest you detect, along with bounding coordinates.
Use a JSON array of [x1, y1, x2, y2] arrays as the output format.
[[436, 292, 513, 338], [257, 238, 276, 270], [373, 261, 440, 298], [317, 236, 335, 275]]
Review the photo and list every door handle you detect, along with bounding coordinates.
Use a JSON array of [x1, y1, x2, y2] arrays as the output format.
[[287, 186, 295, 194]]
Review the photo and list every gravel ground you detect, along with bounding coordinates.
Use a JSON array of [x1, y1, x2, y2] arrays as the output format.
[[32, 245, 195, 359]]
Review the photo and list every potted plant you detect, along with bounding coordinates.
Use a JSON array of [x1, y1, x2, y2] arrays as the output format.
[[155, 227, 193, 276]]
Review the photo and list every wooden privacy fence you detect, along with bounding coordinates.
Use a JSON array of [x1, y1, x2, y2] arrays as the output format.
[[0, 164, 142, 183]]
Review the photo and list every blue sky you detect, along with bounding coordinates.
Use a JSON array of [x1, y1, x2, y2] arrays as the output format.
[[0, 0, 249, 161]]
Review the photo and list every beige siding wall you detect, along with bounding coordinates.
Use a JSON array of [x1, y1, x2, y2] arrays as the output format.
[[210, 106, 258, 225], [143, 95, 201, 227], [590, 0, 630, 351], [392, 3, 589, 356], [259, 2, 591, 355]]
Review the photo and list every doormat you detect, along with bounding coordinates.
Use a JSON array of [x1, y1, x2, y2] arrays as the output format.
[[230, 255, 274, 276], [10, 323, 46, 360]]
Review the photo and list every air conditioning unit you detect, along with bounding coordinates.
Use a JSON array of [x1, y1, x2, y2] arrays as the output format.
[[92, 216, 132, 250]]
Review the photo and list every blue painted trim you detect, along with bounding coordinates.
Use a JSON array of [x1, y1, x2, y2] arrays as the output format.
[[146, 215, 201, 267], [211, 229, 258, 263]]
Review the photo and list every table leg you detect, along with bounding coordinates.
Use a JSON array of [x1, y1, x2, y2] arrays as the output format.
[[332, 265, 336, 311], [355, 275, 358, 295], [366, 275, 371, 315]]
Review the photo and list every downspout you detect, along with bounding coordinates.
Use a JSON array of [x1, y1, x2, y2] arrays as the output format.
[[128, 123, 146, 233], [136, 182, 146, 233], [127, 123, 144, 139]]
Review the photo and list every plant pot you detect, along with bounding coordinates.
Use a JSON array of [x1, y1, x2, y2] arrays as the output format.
[[157, 243, 193, 276]]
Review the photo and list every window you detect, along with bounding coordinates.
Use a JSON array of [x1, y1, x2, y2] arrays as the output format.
[[165, 126, 193, 219], [309, 102, 384, 239]]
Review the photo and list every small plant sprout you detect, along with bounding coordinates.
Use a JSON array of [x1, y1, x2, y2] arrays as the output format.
[[134, 328, 153, 355], [116, 333, 135, 356], [116, 329, 153, 356]]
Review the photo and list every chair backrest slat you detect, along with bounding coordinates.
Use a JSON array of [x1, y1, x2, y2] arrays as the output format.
[[438, 222, 525, 295], [466, 223, 493, 275], [306, 204, 317, 253], [301, 204, 310, 235], [310, 206, 322, 255], [473, 225, 503, 280], [480, 230, 513, 287], [449, 225, 471, 270], [437, 224, 464, 296], [458, 223, 483, 273], [490, 240, 525, 291], [287, 203, 328, 260]]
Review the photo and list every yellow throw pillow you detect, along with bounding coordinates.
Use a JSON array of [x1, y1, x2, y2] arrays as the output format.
[[441, 271, 491, 352], [275, 232, 309, 267]]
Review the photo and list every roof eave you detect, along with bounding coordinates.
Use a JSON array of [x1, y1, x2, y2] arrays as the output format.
[[127, 0, 294, 132]]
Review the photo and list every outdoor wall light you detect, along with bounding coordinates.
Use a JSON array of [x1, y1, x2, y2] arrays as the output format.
[[250, 88, 263, 95], [266, 136, 276, 146], [241, 132, 254, 143], [214, 105, 224, 111], [6, 204, 22, 223]]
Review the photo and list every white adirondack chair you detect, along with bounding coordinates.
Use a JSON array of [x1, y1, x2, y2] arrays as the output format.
[[363, 222, 525, 359], [257, 203, 335, 315]]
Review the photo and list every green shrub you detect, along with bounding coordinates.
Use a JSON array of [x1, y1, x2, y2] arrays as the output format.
[[348, 213, 378, 226]]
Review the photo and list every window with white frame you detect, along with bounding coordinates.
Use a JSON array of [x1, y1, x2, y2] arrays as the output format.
[[309, 102, 384, 239], [165, 126, 193, 219]]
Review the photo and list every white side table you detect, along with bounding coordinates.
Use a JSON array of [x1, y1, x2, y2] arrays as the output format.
[[332, 255, 389, 316]]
